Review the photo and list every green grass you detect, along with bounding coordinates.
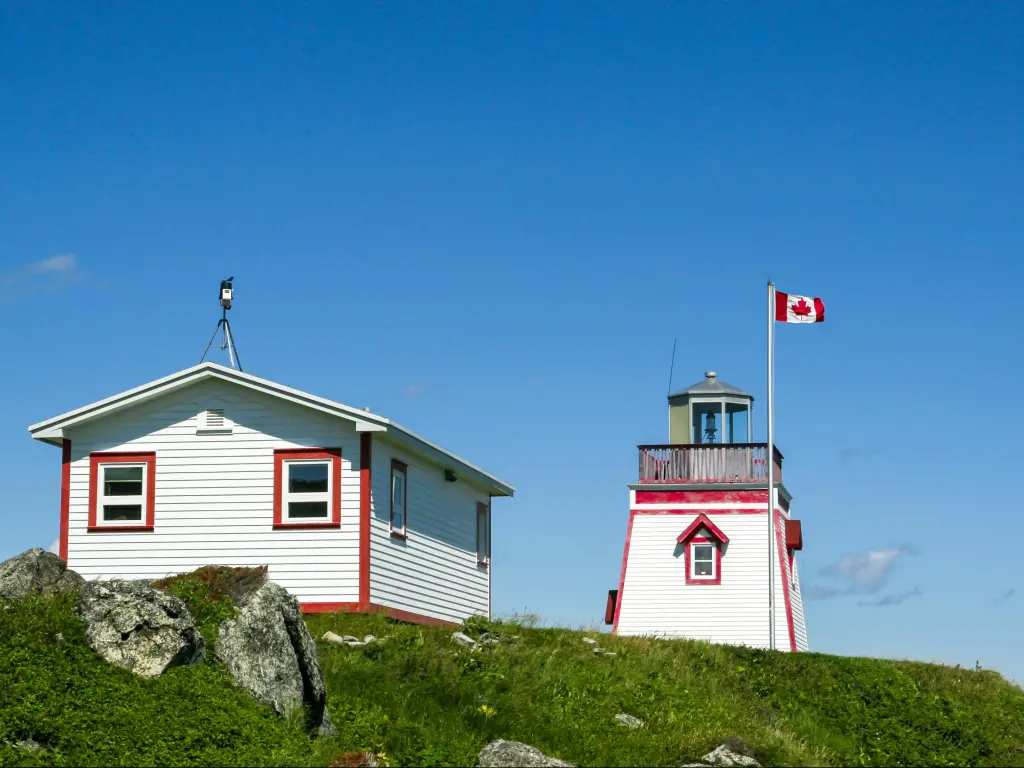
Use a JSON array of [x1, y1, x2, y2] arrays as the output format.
[[2, 575, 1022, 767]]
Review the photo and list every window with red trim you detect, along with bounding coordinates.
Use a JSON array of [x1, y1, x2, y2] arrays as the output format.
[[88, 452, 156, 531], [273, 448, 342, 528], [390, 459, 408, 536], [677, 514, 728, 586]]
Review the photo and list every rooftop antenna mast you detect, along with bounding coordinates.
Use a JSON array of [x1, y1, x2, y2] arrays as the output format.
[[200, 277, 243, 371]]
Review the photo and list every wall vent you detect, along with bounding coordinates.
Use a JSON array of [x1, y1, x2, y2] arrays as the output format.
[[197, 406, 232, 435]]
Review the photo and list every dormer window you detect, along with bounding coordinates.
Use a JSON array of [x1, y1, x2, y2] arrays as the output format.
[[677, 513, 729, 586]]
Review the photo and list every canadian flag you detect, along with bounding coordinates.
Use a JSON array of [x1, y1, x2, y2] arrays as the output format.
[[775, 291, 825, 323]]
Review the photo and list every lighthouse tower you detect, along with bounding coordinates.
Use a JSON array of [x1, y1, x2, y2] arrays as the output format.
[[606, 371, 808, 652]]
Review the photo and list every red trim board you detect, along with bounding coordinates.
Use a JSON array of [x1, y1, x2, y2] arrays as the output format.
[[359, 433, 372, 609]]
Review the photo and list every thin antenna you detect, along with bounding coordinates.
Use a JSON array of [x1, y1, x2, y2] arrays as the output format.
[[200, 277, 243, 371], [667, 337, 677, 395]]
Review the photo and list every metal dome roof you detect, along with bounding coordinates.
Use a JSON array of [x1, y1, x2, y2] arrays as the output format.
[[668, 371, 753, 401]]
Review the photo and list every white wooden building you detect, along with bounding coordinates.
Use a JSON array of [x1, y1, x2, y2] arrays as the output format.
[[28, 362, 514, 625], [607, 372, 808, 652]]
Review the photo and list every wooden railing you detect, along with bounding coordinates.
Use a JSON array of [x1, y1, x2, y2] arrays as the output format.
[[637, 443, 783, 484]]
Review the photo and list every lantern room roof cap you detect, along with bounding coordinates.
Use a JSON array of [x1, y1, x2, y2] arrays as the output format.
[[669, 371, 753, 401]]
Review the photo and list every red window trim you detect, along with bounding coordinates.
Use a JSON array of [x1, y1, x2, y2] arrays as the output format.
[[476, 501, 491, 567], [273, 448, 342, 529], [390, 459, 408, 535], [88, 451, 156, 532], [677, 513, 727, 586], [684, 536, 723, 585]]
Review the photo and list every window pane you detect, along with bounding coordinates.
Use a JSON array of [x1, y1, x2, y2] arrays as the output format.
[[393, 508, 405, 531], [392, 472, 405, 509], [477, 508, 488, 559], [288, 501, 329, 518], [693, 544, 713, 561], [104, 465, 143, 497], [104, 504, 142, 522], [289, 463, 329, 494], [105, 466, 142, 481], [695, 560, 713, 576]]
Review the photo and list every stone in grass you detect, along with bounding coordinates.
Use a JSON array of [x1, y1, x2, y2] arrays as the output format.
[[477, 739, 575, 767], [77, 579, 205, 678], [0, 548, 84, 599], [216, 576, 334, 735], [700, 745, 761, 767], [478, 632, 500, 645], [582, 637, 598, 645], [322, 631, 345, 644], [452, 631, 478, 647], [615, 713, 645, 728]]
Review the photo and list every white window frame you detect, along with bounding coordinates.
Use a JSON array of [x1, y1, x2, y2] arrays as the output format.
[[390, 461, 408, 535], [96, 462, 148, 526], [689, 541, 717, 580], [476, 502, 490, 566], [282, 458, 333, 523]]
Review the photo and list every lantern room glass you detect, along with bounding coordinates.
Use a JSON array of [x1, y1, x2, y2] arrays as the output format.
[[692, 400, 752, 444]]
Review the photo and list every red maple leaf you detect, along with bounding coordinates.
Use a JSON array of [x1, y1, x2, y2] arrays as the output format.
[[791, 299, 812, 316]]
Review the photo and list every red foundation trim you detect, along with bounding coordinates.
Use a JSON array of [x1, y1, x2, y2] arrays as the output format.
[[299, 600, 457, 627], [359, 433, 372, 609], [611, 509, 636, 634], [273, 448, 342, 529], [59, 440, 71, 560], [88, 452, 156, 532], [775, 509, 797, 652]]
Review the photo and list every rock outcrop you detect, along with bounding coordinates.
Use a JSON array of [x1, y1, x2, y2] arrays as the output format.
[[76, 579, 205, 678], [216, 573, 333, 734], [477, 740, 575, 767], [0, 548, 83, 599]]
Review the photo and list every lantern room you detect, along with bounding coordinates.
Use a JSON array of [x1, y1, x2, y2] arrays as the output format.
[[667, 371, 753, 445]]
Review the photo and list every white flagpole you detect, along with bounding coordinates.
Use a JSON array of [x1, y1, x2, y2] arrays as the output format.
[[767, 280, 776, 651]]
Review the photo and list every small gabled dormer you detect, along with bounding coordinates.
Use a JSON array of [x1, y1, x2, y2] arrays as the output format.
[[196, 401, 233, 435], [677, 513, 729, 586]]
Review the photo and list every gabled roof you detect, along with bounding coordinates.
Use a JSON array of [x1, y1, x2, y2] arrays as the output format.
[[676, 513, 730, 544], [28, 362, 514, 497]]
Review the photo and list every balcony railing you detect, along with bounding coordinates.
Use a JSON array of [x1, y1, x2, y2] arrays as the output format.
[[637, 443, 783, 484]]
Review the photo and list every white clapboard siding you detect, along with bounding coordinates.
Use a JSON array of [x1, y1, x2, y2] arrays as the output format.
[[617, 511, 796, 649], [789, 555, 809, 651], [65, 378, 361, 603], [369, 438, 490, 624]]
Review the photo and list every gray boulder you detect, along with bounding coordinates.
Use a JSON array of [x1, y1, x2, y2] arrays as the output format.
[[76, 580, 205, 678], [0, 548, 83, 599], [701, 745, 761, 767], [216, 576, 333, 734], [477, 740, 575, 767], [615, 713, 645, 728]]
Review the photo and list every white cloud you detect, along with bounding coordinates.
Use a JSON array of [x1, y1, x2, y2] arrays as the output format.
[[821, 547, 910, 595], [48, 539, 60, 555], [0, 253, 83, 301]]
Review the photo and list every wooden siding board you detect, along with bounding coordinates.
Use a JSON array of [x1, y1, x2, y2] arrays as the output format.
[[64, 379, 361, 604], [368, 439, 490, 623]]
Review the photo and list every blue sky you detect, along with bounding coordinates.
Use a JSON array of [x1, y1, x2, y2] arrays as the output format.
[[1, 2, 1021, 683]]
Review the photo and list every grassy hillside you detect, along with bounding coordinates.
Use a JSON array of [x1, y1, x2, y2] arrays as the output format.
[[1, 577, 1022, 767]]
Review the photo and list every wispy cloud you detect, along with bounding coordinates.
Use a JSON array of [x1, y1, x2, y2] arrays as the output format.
[[48, 539, 60, 555], [858, 586, 922, 607], [997, 588, 1015, 602], [405, 382, 426, 397], [0, 253, 83, 302], [805, 545, 917, 602]]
